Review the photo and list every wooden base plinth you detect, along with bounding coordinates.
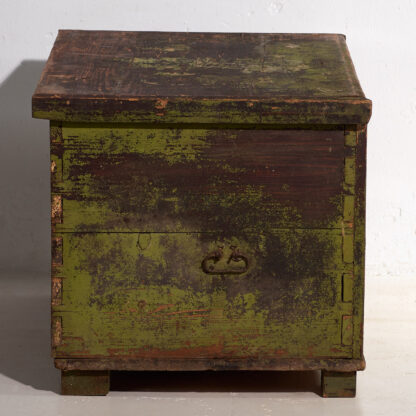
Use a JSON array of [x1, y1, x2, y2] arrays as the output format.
[[58, 361, 361, 397]]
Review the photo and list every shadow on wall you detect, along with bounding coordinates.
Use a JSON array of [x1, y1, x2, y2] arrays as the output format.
[[0, 272, 324, 395], [0, 60, 50, 273], [0, 273, 60, 393]]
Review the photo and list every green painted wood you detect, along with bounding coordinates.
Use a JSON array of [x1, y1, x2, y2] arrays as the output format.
[[32, 31, 371, 124], [48, 123, 363, 365], [52, 230, 353, 359], [33, 31, 370, 393], [51, 123, 352, 232], [342, 274, 354, 303], [321, 371, 356, 398], [352, 127, 367, 359]]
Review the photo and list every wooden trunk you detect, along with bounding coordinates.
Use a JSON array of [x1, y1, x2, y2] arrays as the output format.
[[33, 30, 371, 397]]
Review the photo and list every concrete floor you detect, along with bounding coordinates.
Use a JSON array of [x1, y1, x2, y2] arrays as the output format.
[[0, 271, 415, 415]]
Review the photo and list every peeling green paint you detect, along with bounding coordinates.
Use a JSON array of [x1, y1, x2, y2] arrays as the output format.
[[53, 230, 352, 358], [49, 122, 360, 360], [52, 124, 349, 233], [63, 124, 213, 165]]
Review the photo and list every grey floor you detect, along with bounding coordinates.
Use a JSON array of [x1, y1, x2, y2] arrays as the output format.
[[0, 272, 415, 415]]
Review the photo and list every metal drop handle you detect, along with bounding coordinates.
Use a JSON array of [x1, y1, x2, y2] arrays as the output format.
[[201, 246, 249, 275]]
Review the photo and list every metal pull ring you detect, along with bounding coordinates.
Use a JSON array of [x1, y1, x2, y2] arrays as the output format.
[[201, 245, 249, 275]]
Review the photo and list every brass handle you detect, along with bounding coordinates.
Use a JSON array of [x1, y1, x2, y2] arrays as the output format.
[[201, 246, 249, 275]]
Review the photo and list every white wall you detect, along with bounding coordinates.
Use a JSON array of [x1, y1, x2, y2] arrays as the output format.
[[1, 0, 415, 277]]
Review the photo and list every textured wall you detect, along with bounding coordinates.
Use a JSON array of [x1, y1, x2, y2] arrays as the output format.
[[0, 0, 415, 276]]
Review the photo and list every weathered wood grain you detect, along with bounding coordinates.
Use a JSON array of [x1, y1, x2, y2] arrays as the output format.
[[55, 357, 365, 372], [32, 31, 371, 124], [49, 123, 361, 363], [352, 126, 367, 359], [51, 230, 353, 359], [52, 124, 350, 232]]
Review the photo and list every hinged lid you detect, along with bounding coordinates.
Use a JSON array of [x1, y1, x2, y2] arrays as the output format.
[[32, 30, 371, 125]]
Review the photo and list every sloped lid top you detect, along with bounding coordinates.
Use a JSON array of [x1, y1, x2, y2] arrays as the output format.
[[32, 30, 371, 124]]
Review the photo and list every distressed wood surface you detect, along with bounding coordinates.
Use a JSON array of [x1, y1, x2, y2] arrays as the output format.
[[49, 123, 364, 364], [55, 357, 365, 372], [51, 123, 352, 232], [51, 230, 354, 359], [35, 31, 370, 390], [32, 31, 371, 124], [352, 126, 367, 359]]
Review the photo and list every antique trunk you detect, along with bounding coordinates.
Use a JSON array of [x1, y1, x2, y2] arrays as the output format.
[[32, 30, 371, 397]]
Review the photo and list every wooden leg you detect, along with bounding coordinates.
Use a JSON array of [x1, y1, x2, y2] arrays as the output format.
[[61, 370, 110, 396], [321, 371, 356, 398]]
